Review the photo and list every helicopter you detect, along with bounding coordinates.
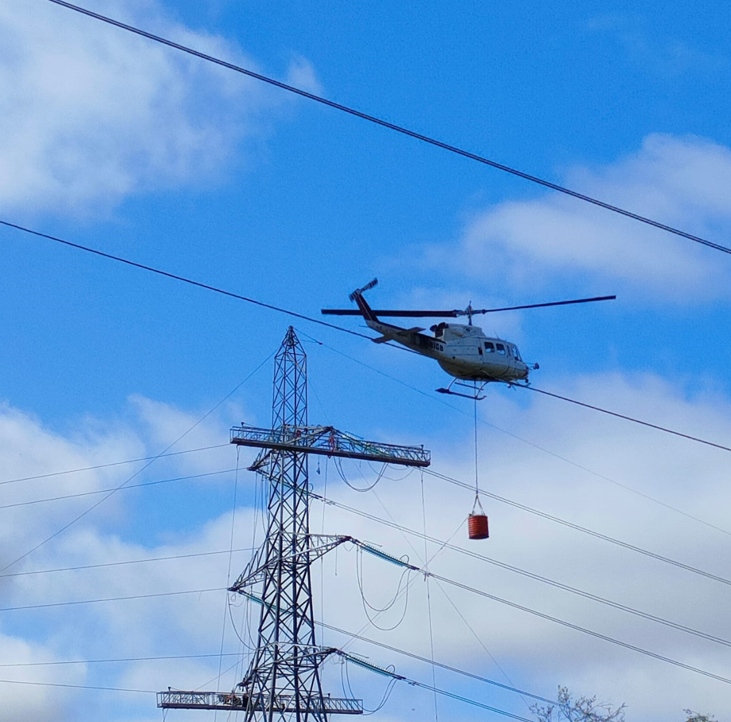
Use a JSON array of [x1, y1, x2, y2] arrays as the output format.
[[322, 279, 616, 400]]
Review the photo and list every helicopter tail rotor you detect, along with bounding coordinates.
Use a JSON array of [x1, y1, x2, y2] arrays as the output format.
[[348, 278, 378, 302]]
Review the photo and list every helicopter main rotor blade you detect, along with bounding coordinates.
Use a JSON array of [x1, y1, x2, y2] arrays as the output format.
[[469, 295, 617, 315], [322, 295, 615, 318], [321, 309, 461, 317]]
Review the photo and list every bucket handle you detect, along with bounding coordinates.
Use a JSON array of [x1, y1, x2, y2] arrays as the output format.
[[470, 493, 486, 517]]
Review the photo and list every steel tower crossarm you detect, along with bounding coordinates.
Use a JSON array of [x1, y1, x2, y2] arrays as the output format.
[[157, 691, 363, 714], [231, 424, 430, 467]]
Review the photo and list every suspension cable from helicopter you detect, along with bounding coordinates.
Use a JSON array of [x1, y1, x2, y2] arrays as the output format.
[[421, 467, 731, 589], [312, 334, 731, 537]]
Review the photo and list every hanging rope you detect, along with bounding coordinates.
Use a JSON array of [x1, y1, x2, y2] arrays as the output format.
[[213, 449, 241, 717], [421, 471, 439, 722], [472, 387, 481, 510], [320, 458, 329, 646], [470, 388, 488, 526]]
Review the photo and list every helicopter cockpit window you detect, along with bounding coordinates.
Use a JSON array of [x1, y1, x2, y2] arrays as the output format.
[[512, 346, 522, 361], [484, 342, 495, 352], [496, 343, 506, 355]]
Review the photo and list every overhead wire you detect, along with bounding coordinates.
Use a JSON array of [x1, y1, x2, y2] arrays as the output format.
[[420, 470, 440, 722], [334, 456, 386, 492], [0, 219, 413, 355], [432, 578, 533, 712], [0, 468, 236, 511], [0, 652, 243, 668], [424, 467, 731, 588], [355, 547, 412, 622], [419, 567, 731, 686], [0, 587, 225, 613], [7, 8, 726, 668], [44, 0, 731, 256], [321, 622, 556, 706], [522, 384, 731, 454], [0, 658, 539, 722], [0, 350, 273, 574], [0, 678, 155, 694], [3, 217, 729, 465], [215, 447, 242, 707], [7, 563, 726, 705], [0, 664, 534, 722], [313, 338, 731, 537], [0, 547, 253, 580], [0, 443, 229, 487], [339, 517, 464, 656], [306, 488, 731, 647], [327, 538, 731, 686], [0, 640, 555, 707], [341, 655, 399, 715], [5, 468, 728, 648], [395, 672, 534, 722]]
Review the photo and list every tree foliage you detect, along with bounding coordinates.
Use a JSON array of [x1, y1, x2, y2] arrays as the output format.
[[531, 687, 626, 722], [684, 711, 716, 722]]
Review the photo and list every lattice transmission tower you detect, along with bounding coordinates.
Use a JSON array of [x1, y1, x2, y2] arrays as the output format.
[[158, 327, 430, 720]]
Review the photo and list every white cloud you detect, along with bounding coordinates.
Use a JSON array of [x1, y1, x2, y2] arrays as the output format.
[[0, 630, 84, 722], [0, 0, 313, 216], [586, 15, 731, 80], [1, 374, 730, 720], [310, 373, 731, 720], [285, 55, 323, 96], [440, 134, 731, 301]]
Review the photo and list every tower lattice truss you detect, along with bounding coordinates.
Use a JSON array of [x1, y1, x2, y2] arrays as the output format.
[[158, 327, 430, 720]]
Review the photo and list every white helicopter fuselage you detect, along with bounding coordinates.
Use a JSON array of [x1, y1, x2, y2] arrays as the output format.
[[365, 318, 529, 383]]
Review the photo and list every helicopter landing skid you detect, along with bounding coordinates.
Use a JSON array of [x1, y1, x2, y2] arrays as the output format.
[[436, 380, 488, 401]]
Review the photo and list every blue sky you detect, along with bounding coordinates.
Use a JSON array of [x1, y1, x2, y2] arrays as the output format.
[[1, 1, 731, 721]]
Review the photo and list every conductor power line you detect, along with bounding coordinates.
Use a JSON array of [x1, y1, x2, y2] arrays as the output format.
[[2, 218, 728, 455], [0, 220, 374, 344], [45, 0, 731, 256]]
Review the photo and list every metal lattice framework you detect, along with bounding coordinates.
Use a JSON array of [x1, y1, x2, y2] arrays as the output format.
[[235, 327, 332, 720], [231, 425, 430, 467], [158, 327, 430, 720]]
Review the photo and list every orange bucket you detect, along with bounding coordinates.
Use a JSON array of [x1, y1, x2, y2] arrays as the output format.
[[468, 513, 489, 540]]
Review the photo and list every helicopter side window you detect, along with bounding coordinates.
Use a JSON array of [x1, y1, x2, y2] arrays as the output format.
[[496, 343, 506, 355], [484, 342, 495, 352]]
